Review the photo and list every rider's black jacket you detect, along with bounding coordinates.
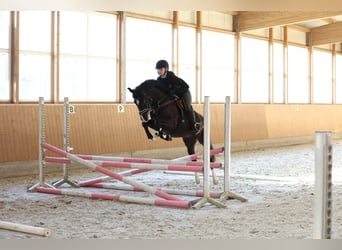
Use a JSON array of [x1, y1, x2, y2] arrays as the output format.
[[157, 71, 189, 96]]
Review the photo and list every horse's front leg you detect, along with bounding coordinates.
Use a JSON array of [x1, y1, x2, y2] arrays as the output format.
[[142, 123, 154, 140], [155, 128, 172, 141]]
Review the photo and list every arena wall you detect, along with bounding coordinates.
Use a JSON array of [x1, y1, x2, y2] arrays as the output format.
[[1, 103, 342, 177]]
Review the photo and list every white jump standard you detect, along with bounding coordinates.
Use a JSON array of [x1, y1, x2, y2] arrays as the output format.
[[313, 131, 333, 239], [53, 97, 79, 188]]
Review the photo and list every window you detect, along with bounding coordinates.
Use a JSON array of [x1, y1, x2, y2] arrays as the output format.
[[273, 42, 284, 103], [336, 54, 342, 103], [312, 50, 332, 104], [126, 17, 172, 101], [178, 26, 196, 100], [59, 12, 117, 101], [19, 11, 51, 101], [0, 11, 10, 101], [202, 30, 235, 102], [287, 45, 309, 103], [241, 37, 268, 103]]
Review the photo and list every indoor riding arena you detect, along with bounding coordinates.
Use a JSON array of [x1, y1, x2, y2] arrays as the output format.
[[1, 10, 342, 239]]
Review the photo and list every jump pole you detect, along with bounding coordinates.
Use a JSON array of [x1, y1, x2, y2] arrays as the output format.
[[87, 182, 221, 198], [36, 187, 190, 209], [46, 155, 222, 168], [44, 156, 221, 172], [53, 97, 78, 188], [75, 148, 223, 187], [28, 97, 54, 191], [220, 96, 247, 202], [172, 147, 224, 162], [42, 143, 185, 202], [77, 169, 150, 187], [313, 131, 333, 239], [0, 220, 51, 237], [190, 96, 227, 209]]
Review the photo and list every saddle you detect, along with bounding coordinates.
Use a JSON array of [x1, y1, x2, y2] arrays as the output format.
[[175, 98, 186, 117]]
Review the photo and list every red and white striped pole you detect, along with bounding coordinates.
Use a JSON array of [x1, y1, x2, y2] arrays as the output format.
[[44, 156, 221, 172], [42, 143, 184, 202], [75, 153, 222, 167], [37, 187, 190, 209], [88, 182, 221, 198]]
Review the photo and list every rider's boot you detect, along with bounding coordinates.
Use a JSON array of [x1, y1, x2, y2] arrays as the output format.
[[186, 110, 200, 132]]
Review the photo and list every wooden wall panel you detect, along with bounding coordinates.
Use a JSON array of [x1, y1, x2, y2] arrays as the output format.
[[0, 105, 39, 162], [66, 104, 185, 155], [2, 103, 342, 163], [264, 105, 342, 139], [231, 104, 269, 141]]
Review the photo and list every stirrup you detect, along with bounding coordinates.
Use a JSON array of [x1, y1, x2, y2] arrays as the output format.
[[194, 122, 201, 131]]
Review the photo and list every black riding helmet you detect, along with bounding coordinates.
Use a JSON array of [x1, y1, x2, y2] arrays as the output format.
[[155, 60, 169, 70]]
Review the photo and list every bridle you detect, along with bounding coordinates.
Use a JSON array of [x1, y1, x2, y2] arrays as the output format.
[[137, 94, 174, 123], [138, 106, 153, 123]]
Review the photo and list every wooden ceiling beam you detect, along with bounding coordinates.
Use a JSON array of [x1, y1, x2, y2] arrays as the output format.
[[238, 11, 342, 31], [311, 21, 342, 45]]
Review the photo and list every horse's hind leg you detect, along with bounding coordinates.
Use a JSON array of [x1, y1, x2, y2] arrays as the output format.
[[182, 136, 197, 156], [196, 130, 215, 162]]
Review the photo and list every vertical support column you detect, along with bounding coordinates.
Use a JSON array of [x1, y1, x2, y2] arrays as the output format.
[[195, 11, 202, 103], [10, 11, 19, 103], [308, 46, 313, 104], [269, 27, 274, 104], [332, 44, 336, 104], [236, 33, 242, 104], [118, 11, 127, 104], [313, 131, 333, 239], [172, 11, 179, 75], [50, 11, 59, 102], [283, 26, 288, 104]]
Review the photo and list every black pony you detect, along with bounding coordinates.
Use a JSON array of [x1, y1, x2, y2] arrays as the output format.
[[128, 79, 216, 163]]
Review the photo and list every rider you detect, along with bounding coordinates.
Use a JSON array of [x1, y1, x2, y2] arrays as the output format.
[[155, 59, 200, 132]]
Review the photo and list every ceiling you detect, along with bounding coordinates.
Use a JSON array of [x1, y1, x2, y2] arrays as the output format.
[[234, 11, 342, 46]]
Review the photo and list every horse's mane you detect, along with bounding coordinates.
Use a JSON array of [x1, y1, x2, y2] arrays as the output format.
[[136, 79, 169, 96]]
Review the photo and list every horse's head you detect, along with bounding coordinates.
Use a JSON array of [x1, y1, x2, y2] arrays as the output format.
[[128, 79, 170, 123], [128, 85, 155, 123]]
